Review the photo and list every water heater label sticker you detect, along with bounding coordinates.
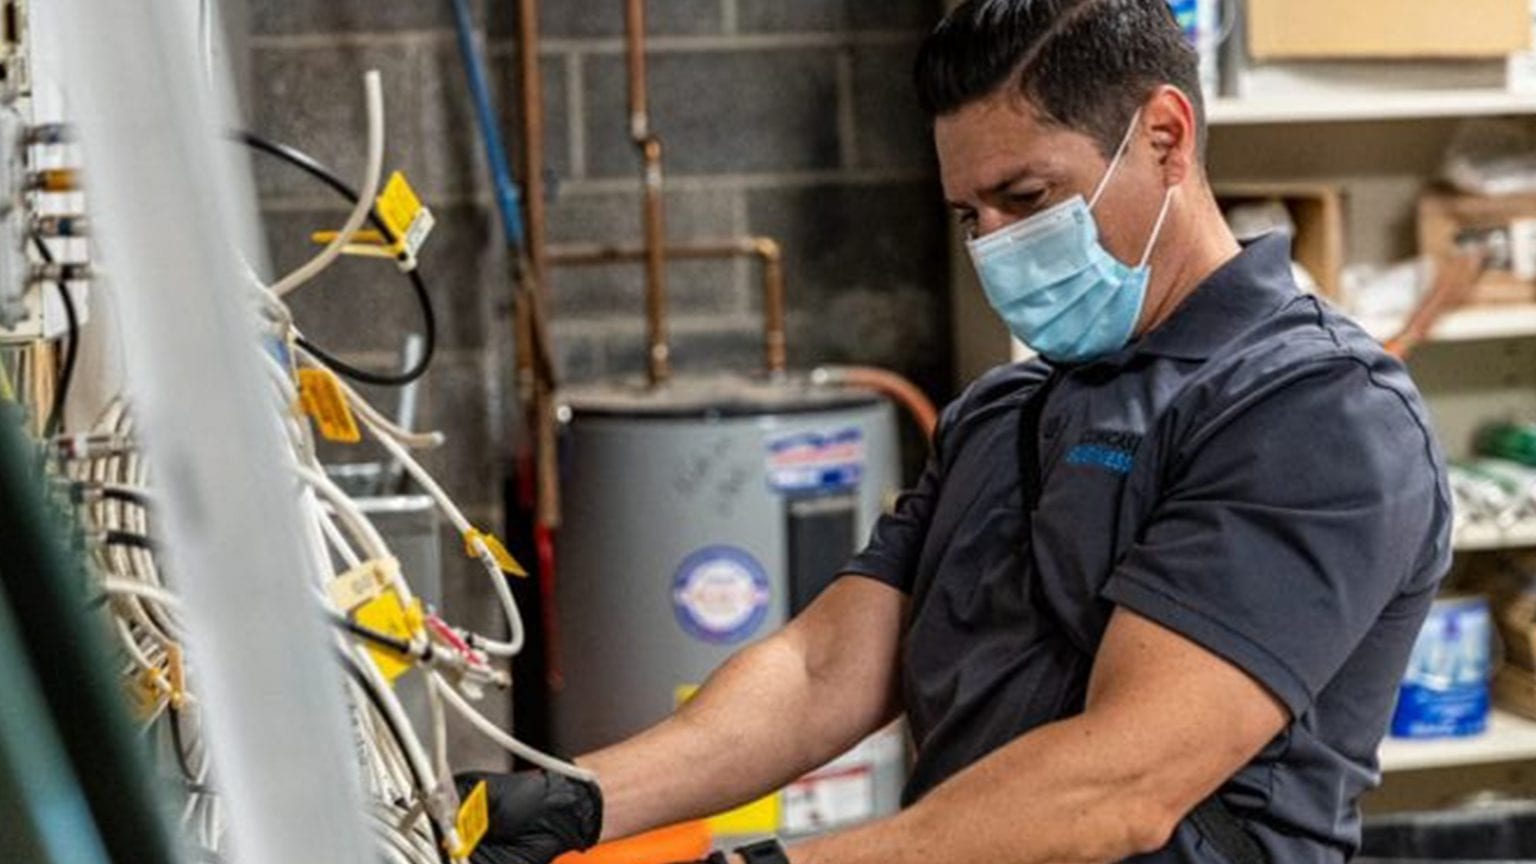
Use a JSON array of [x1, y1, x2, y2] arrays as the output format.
[[782, 764, 875, 835], [672, 546, 771, 645], [766, 427, 864, 494]]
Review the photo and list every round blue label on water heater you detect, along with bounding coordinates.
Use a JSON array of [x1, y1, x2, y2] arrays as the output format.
[[672, 545, 771, 645]]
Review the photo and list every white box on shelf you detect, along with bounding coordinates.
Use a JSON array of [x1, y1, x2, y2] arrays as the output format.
[[1233, 59, 1511, 101], [1512, 0, 1536, 93]]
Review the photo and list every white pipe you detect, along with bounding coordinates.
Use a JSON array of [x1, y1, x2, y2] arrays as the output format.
[[271, 71, 386, 297]]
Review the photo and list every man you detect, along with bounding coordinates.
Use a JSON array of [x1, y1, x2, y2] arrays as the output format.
[[461, 1, 1451, 862]]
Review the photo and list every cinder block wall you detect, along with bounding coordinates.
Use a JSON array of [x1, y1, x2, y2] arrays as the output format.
[[246, 0, 948, 767]]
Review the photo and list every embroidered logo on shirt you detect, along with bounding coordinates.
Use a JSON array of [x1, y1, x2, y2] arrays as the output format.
[[1065, 429, 1141, 476]]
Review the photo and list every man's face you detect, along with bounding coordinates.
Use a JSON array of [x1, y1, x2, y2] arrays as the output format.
[[936, 90, 1167, 271]]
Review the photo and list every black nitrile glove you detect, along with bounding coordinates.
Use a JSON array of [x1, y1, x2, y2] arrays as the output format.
[[454, 770, 603, 864]]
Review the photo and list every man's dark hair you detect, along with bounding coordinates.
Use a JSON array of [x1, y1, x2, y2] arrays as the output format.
[[915, 0, 1206, 157]]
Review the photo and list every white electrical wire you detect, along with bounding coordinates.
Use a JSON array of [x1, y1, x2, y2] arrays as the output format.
[[316, 500, 364, 571], [292, 464, 394, 566], [270, 70, 385, 297], [294, 346, 444, 450], [346, 643, 440, 801], [345, 643, 465, 855], [428, 672, 594, 782], [100, 576, 184, 611], [427, 679, 451, 790], [356, 410, 525, 657]]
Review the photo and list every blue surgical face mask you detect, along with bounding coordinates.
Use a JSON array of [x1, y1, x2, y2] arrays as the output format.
[[966, 112, 1175, 364]]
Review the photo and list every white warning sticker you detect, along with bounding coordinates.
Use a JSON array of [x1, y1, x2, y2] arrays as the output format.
[[782, 764, 875, 835]]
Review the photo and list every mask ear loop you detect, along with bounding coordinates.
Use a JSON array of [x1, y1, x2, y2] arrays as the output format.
[[1089, 107, 1144, 211], [1138, 188, 1176, 269]]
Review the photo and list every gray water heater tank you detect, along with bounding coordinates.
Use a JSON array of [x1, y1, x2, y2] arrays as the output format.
[[556, 374, 905, 840]]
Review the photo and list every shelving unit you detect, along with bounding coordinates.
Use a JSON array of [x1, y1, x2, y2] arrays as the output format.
[[1358, 304, 1536, 344], [1455, 520, 1536, 553], [1210, 90, 1536, 126], [1380, 710, 1536, 773]]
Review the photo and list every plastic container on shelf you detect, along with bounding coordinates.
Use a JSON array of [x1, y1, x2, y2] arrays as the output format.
[[1391, 596, 1494, 740]]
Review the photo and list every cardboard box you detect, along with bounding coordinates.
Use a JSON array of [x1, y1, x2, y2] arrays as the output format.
[[1496, 666, 1536, 721], [1419, 193, 1536, 305], [1218, 183, 1346, 298], [1248, 0, 1531, 61], [1467, 561, 1536, 670]]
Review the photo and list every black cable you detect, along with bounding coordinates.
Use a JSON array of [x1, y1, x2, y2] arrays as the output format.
[[98, 486, 152, 508], [165, 705, 199, 786], [32, 235, 78, 438], [338, 651, 451, 864], [232, 130, 437, 388], [103, 530, 156, 552], [68, 481, 153, 509], [327, 609, 418, 657]]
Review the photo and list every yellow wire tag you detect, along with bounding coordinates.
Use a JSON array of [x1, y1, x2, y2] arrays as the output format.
[[354, 591, 423, 684], [297, 368, 362, 444], [465, 528, 527, 577], [327, 558, 397, 614], [308, 173, 433, 270], [451, 780, 489, 859], [308, 229, 400, 260], [130, 667, 168, 719], [377, 171, 435, 265], [166, 645, 187, 711]]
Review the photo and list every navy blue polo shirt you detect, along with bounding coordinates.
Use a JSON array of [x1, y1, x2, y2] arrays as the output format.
[[843, 234, 1451, 863]]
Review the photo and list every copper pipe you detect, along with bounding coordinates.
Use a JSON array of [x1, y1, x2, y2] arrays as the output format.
[[515, 0, 560, 526], [625, 0, 650, 142], [547, 237, 788, 375], [814, 366, 939, 442], [518, 0, 550, 289], [626, 0, 670, 386]]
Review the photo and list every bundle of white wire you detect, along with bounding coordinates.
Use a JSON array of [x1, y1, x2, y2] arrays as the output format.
[[63, 69, 592, 864]]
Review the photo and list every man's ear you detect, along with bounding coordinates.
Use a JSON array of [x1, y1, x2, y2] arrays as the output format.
[[1142, 85, 1196, 187]]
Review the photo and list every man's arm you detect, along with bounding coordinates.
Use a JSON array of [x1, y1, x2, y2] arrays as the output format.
[[581, 575, 906, 843], [788, 607, 1288, 864]]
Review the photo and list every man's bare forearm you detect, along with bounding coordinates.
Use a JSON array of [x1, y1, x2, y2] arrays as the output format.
[[786, 713, 1174, 864], [785, 610, 1289, 864], [579, 577, 904, 843]]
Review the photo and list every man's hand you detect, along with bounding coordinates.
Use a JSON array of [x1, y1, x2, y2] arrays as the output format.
[[454, 771, 603, 864]]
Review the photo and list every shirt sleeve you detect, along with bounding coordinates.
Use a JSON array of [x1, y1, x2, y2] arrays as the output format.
[[1100, 357, 1449, 717], [840, 374, 979, 593], [840, 456, 942, 593]]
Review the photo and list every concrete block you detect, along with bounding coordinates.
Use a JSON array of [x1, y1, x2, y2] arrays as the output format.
[[414, 354, 503, 507], [484, 50, 572, 185], [744, 181, 949, 378], [584, 49, 841, 177], [249, 43, 426, 202], [264, 204, 500, 354], [487, 0, 723, 39], [849, 43, 936, 171], [549, 321, 605, 382], [249, 0, 483, 35], [600, 320, 768, 381], [736, 0, 941, 33]]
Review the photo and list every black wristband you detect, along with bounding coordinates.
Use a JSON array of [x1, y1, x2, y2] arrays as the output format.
[[733, 839, 790, 864]]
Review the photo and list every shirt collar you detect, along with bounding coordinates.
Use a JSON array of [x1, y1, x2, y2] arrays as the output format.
[[1098, 232, 1300, 366]]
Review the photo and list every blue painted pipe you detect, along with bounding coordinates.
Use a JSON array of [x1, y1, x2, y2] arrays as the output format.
[[449, 0, 528, 252]]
